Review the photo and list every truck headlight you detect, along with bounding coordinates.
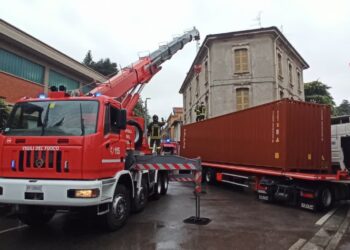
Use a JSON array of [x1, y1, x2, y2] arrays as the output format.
[[67, 189, 100, 198]]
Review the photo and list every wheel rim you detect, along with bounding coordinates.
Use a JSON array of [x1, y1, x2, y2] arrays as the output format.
[[157, 179, 162, 193], [321, 189, 332, 208], [112, 196, 126, 220], [164, 175, 168, 190], [205, 170, 211, 182], [139, 188, 146, 206]]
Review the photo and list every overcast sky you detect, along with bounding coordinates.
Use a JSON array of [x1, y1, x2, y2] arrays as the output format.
[[1, 0, 349, 119]]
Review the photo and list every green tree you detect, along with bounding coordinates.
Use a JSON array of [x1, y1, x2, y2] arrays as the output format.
[[133, 99, 150, 122], [335, 100, 350, 116], [82, 51, 118, 77], [304, 81, 336, 113], [0, 99, 10, 131]]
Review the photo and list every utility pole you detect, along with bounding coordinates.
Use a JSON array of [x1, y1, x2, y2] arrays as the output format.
[[144, 97, 151, 137]]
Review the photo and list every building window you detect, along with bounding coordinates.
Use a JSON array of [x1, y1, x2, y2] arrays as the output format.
[[280, 90, 284, 99], [49, 70, 79, 91], [297, 70, 301, 91], [0, 48, 44, 84], [189, 87, 192, 105], [277, 53, 282, 78], [288, 61, 293, 87], [234, 48, 249, 73], [204, 61, 208, 83], [196, 75, 199, 97], [236, 88, 249, 111]]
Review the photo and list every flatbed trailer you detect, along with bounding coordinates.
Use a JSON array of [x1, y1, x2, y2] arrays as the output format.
[[202, 162, 350, 211]]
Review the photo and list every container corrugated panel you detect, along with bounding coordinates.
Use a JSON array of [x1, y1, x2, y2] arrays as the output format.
[[180, 99, 331, 172]]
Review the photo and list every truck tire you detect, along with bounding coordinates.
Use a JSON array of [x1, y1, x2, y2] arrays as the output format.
[[317, 186, 334, 211], [102, 185, 130, 231], [132, 178, 148, 213], [127, 120, 143, 150], [204, 167, 216, 184], [160, 171, 169, 195], [152, 174, 163, 200], [17, 205, 55, 226]]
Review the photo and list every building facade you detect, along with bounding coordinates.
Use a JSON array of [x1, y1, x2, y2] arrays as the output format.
[[0, 19, 107, 104], [164, 107, 184, 142], [179, 27, 309, 124]]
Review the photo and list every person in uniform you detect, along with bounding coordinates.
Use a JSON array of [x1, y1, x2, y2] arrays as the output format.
[[147, 115, 165, 150]]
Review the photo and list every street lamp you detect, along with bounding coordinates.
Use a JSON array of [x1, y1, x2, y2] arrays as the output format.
[[144, 97, 151, 136]]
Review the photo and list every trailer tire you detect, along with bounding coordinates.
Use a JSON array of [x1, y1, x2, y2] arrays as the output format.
[[132, 178, 148, 213], [17, 205, 55, 226], [160, 171, 169, 195], [102, 185, 130, 231], [204, 167, 216, 184], [317, 186, 334, 211]]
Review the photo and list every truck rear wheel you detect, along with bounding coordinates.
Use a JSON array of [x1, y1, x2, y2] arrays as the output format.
[[160, 171, 169, 195], [317, 186, 334, 211], [132, 178, 148, 213], [204, 168, 216, 184], [152, 171, 169, 199], [17, 205, 55, 226], [102, 185, 130, 231]]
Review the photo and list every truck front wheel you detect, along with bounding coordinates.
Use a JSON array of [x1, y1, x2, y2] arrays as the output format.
[[17, 205, 55, 226], [103, 185, 130, 231]]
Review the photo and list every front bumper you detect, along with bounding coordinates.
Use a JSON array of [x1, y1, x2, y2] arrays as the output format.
[[0, 178, 114, 207]]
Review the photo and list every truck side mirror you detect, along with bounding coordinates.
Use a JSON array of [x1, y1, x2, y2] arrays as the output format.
[[116, 109, 127, 130]]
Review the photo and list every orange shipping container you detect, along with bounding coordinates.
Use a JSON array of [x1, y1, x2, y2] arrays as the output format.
[[180, 99, 331, 172]]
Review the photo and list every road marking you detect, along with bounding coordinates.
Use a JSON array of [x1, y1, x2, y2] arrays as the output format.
[[0, 225, 27, 235], [315, 207, 338, 226], [325, 207, 350, 250], [288, 238, 307, 250]]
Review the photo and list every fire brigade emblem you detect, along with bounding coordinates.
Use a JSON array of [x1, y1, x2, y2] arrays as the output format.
[[35, 159, 44, 168]]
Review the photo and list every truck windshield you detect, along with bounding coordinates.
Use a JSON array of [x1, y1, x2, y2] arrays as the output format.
[[4, 100, 99, 136]]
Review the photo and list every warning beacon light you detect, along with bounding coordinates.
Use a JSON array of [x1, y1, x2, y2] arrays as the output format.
[[38, 93, 47, 99]]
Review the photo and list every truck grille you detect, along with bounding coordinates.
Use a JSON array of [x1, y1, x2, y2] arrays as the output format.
[[17, 150, 63, 173]]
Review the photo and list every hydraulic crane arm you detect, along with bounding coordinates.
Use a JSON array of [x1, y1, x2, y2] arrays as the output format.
[[89, 27, 200, 114]]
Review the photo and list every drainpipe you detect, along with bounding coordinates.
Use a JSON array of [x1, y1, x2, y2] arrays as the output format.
[[273, 35, 280, 100], [203, 41, 212, 118]]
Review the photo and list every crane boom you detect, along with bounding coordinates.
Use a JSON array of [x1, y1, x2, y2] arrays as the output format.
[[89, 27, 200, 114]]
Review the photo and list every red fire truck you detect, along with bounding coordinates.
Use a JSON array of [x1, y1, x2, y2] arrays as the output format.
[[0, 28, 200, 230]]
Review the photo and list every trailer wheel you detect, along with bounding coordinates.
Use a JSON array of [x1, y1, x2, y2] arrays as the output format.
[[17, 205, 55, 226], [317, 186, 334, 211], [160, 171, 169, 195], [103, 184, 130, 231], [204, 168, 216, 184], [132, 178, 148, 213]]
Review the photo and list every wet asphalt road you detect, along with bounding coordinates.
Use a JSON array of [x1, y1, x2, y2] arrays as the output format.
[[0, 182, 350, 250]]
